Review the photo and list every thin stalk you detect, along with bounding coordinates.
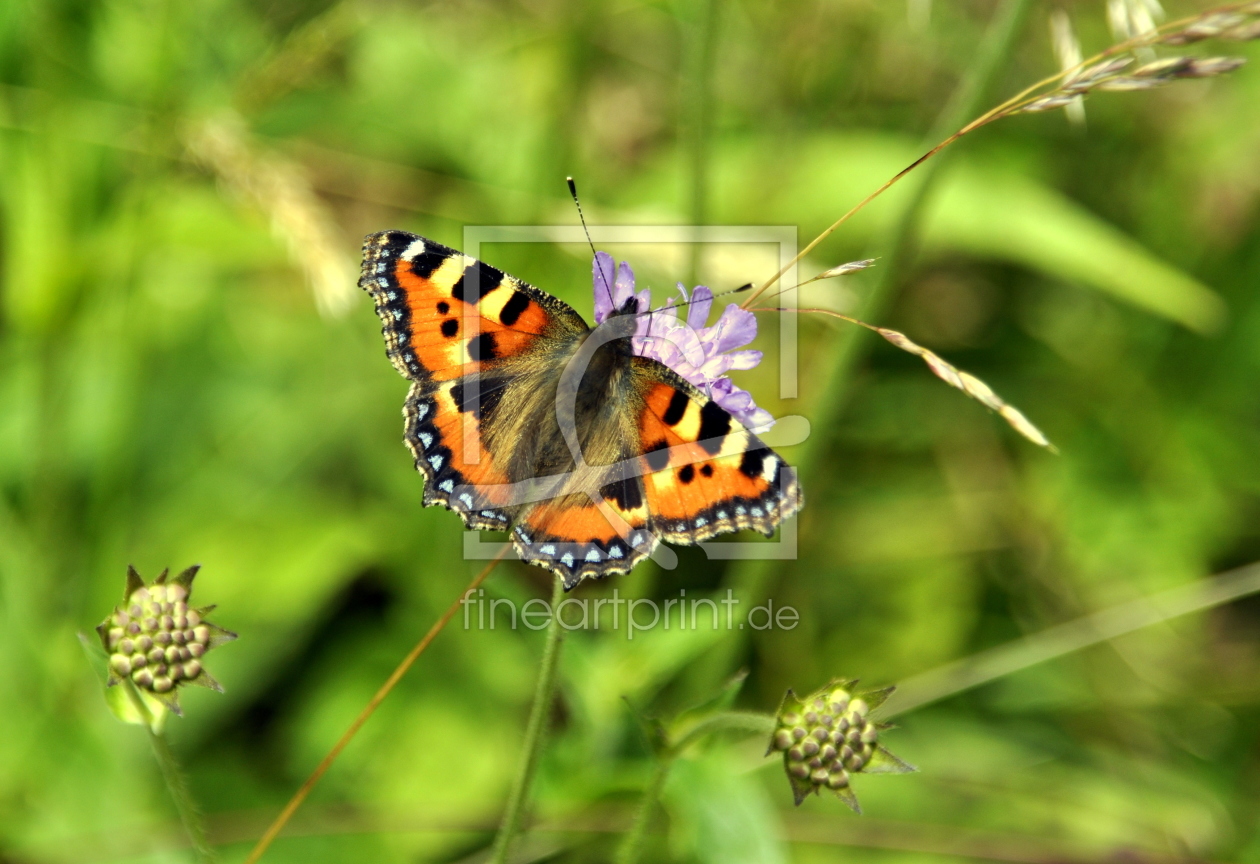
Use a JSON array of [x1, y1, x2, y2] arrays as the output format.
[[122, 680, 215, 862], [148, 726, 216, 862], [671, 710, 776, 753], [614, 757, 670, 864], [615, 711, 775, 864], [807, 0, 1035, 460], [884, 559, 1260, 717], [686, 0, 1036, 700], [488, 575, 568, 864], [244, 552, 505, 864], [684, 0, 720, 286], [740, 0, 1232, 310]]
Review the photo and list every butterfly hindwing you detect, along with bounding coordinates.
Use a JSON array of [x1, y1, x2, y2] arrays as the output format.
[[633, 359, 802, 543], [512, 486, 658, 589], [404, 378, 515, 531]]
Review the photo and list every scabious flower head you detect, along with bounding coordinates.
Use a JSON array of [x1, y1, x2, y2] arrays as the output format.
[[592, 252, 774, 430], [768, 678, 915, 811], [97, 564, 236, 717]]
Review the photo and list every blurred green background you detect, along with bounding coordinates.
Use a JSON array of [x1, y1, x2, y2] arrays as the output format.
[[4, 0, 1260, 861]]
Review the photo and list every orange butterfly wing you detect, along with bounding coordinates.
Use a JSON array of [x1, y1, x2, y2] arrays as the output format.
[[510, 473, 658, 587], [634, 364, 802, 544], [511, 360, 802, 587], [361, 231, 584, 385], [360, 231, 585, 530]]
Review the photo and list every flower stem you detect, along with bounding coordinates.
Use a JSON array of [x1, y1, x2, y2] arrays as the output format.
[[121, 680, 215, 862], [488, 575, 568, 864], [614, 757, 670, 864], [148, 725, 217, 862], [615, 711, 775, 864]]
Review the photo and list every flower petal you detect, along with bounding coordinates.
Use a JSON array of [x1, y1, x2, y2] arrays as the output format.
[[590, 253, 775, 430], [593, 252, 618, 323], [614, 261, 638, 311], [705, 304, 760, 354], [687, 285, 714, 331], [724, 349, 763, 371]]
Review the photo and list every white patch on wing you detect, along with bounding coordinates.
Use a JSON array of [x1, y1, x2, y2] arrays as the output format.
[[762, 456, 779, 483], [403, 238, 429, 261]]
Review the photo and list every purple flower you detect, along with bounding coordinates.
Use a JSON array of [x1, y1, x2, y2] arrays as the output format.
[[593, 252, 774, 430]]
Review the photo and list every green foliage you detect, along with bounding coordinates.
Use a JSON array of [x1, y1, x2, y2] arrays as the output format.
[[2, 0, 1260, 862]]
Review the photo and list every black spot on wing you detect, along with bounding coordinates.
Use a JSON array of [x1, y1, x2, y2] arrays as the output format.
[[697, 401, 732, 455], [437, 301, 450, 315], [701, 464, 714, 477], [499, 291, 531, 326], [410, 249, 448, 279], [441, 318, 459, 338], [662, 389, 689, 426], [600, 475, 643, 512], [645, 440, 670, 472], [453, 261, 504, 304], [678, 464, 695, 484], [740, 447, 769, 479], [468, 332, 498, 362], [450, 378, 509, 422]]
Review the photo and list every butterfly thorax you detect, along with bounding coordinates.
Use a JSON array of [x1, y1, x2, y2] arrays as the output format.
[[482, 322, 641, 492]]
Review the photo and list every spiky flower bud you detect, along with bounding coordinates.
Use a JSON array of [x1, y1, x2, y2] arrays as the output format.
[[768, 678, 915, 812], [96, 565, 236, 717]]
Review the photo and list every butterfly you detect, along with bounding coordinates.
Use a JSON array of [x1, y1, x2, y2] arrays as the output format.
[[359, 231, 802, 588]]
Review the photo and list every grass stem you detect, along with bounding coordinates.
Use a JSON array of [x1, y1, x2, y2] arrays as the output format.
[[793, 0, 1034, 437], [885, 559, 1260, 717], [684, 0, 720, 286], [695, 0, 1037, 700], [243, 552, 505, 864], [488, 575, 568, 864]]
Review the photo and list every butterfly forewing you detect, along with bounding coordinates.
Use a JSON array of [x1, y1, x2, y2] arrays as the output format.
[[361, 231, 585, 385]]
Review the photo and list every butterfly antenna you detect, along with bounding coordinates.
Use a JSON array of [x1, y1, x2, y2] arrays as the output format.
[[647, 282, 756, 317], [568, 177, 615, 310]]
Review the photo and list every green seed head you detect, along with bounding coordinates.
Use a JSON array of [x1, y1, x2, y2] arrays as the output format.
[[769, 678, 915, 810], [96, 565, 236, 717], [826, 770, 849, 789]]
